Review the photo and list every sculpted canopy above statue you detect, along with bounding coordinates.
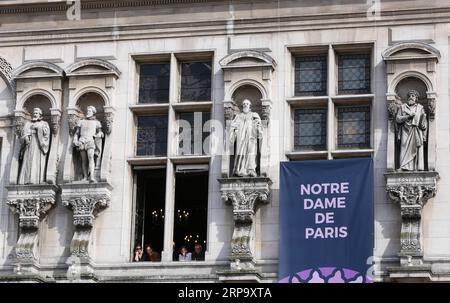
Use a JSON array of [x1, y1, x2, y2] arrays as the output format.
[[230, 99, 263, 178], [18, 108, 50, 185], [396, 90, 428, 171]]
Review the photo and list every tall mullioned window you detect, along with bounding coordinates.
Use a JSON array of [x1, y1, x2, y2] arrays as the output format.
[[295, 56, 327, 96], [132, 53, 213, 262], [337, 105, 371, 149], [338, 54, 371, 95], [288, 46, 373, 160], [294, 108, 327, 151]]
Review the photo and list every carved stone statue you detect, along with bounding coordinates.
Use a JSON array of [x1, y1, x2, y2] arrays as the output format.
[[73, 106, 104, 182], [396, 90, 427, 171], [230, 99, 263, 177], [18, 108, 50, 185]]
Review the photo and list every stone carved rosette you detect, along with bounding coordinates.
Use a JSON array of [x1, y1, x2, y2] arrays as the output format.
[[218, 177, 271, 270], [61, 182, 112, 262], [385, 172, 439, 266], [6, 184, 58, 265]]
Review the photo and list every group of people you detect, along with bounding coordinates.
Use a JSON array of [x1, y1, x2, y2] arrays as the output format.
[[133, 243, 205, 262]]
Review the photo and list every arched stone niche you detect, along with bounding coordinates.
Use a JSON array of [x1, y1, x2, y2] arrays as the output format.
[[217, 51, 275, 280], [383, 42, 440, 171], [220, 51, 275, 177], [10, 61, 64, 185], [60, 59, 119, 266], [383, 42, 440, 270], [6, 61, 63, 271], [62, 58, 120, 183]]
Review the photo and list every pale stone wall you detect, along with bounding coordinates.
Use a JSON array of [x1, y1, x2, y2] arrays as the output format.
[[0, 0, 449, 281]]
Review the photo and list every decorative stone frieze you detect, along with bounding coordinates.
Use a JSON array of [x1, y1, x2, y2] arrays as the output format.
[[385, 171, 439, 266], [6, 184, 58, 266], [218, 177, 271, 270]]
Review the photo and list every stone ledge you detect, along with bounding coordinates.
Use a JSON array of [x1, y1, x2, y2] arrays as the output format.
[[387, 264, 432, 282]]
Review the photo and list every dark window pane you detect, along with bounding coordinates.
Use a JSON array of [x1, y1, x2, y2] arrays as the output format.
[[338, 54, 371, 95], [178, 112, 211, 155], [337, 105, 371, 149], [181, 62, 212, 102], [136, 115, 168, 156], [295, 56, 327, 96], [294, 108, 327, 151], [139, 63, 170, 104]]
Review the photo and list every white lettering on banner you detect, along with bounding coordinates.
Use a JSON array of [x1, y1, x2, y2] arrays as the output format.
[[300, 182, 350, 195], [305, 227, 348, 239], [300, 181, 351, 240]]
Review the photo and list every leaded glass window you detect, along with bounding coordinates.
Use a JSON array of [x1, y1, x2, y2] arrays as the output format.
[[294, 108, 327, 151], [178, 112, 211, 155], [295, 56, 327, 96], [136, 115, 168, 156], [337, 105, 371, 149], [338, 54, 371, 95], [138, 63, 170, 104], [180, 62, 212, 102]]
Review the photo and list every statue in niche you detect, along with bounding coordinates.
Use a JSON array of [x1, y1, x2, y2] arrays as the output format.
[[18, 108, 50, 185], [73, 106, 104, 182], [230, 99, 263, 177], [396, 90, 428, 171]]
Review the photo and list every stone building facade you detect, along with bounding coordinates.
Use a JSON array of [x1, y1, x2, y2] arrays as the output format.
[[0, 0, 450, 282]]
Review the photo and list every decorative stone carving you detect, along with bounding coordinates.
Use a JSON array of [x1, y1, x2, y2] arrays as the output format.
[[387, 100, 399, 120], [50, 109, 62, 135], [218, 177, 271, 271], [0, 56, 14, 91], [13, 113, 27, 138], [6, 184, 58, 265], [385, 171, 439, 266], [72, 106, 104, 182], [261, 99, 272, 122], [103, 108, 115, 135], [62, 182, 112, 261], [17, 108, 51, 185], [230, 100, 263, 178], [63, 195, 110, 228], [395, 90, 427, 171], [223, 100, 238, 121], [427, 98, 436, 120], [68, 113, 80, 136]]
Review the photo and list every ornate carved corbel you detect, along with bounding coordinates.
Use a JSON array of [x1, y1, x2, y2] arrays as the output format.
[[6, 187, 57, 264], [219, 178, 271, 269], [385, 172, 439, 266], [63, 191, 110, 260]]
